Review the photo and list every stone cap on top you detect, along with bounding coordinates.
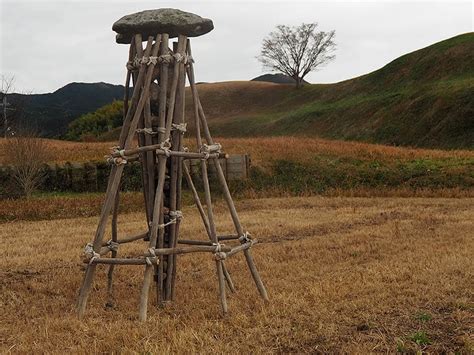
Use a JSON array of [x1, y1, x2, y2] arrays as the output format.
[[112, 8, 214, 44]]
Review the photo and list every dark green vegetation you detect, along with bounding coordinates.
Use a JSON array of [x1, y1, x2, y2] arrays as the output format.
[[8, 82, 126, 137], [66, 33, 473, 148], [237, 156, 474, 196], [64, 101, 123, 141]]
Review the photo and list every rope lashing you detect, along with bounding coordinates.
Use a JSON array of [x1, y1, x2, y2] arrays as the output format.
[[158, 139, 172, 157], [171, 123, 187, 133], [106, 156, 127, 166], [84, 243, 100, 264], [213, 243, 227, 261], [238, 231, 252, 244], [160, 219, 176, 229], [158, 54, 173, 64], [106, 146, 127, 165], [136, 127, 166, 135], [169, 210, 183, 220], [147, 56, 158, 66], [149, 210, 182, 230], [145, 248, 157, 266], [126, 56, 142, 71], [106, 240, 119, 252], [199, 143, 222, 160], [173, 53, 185, 63]]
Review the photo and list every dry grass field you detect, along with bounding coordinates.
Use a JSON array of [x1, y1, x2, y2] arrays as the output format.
[[1, 196, 473, 353], [1, 136, 473, 165]]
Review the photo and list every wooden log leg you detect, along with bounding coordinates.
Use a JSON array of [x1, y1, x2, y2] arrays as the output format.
[[139, 33, 190, 321], [165, 39, 188, 301], [182, 163, 235, 293], [106, 190, 120, 308], [77, 34, 158, 318], [157, 196, 165, 305], [186, 43, 268, 302], [222, 260, 236, 293], [77, 264, 97, 318], [187, 53, 227, 314], [211, 155, 268, 300]]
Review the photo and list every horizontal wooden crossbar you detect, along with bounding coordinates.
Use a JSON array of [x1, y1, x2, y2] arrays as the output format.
[[111, 145, 227, 160]]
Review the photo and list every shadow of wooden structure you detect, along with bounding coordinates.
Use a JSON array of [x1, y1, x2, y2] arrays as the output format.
[[77, 8, 268, 321]]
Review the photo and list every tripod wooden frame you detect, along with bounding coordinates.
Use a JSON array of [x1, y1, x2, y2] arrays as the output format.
[[77, 31, 268, 321]]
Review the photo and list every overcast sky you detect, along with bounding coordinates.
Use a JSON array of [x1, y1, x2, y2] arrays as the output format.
[[1, 0, 472, 94]]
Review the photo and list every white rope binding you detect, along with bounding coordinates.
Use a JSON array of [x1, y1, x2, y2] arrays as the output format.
[[84, 243, 100, 264], [106, 146, 127, 165], [106, 240, 119, 252], [213, 243, 227, 261], [136, 128, 159, 135], [145, 248, 157, 266], [238, 231, 252, 244], [199, 143, 222, 160], [158, 54, 173, 64], [171, 123, 187, 133], [158, 139, 172, 157]]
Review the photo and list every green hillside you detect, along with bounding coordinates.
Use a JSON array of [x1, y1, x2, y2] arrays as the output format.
[[200, 33, 473, 149], [69, 33, 473, 149]]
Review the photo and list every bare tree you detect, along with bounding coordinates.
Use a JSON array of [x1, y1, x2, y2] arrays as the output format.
[[258, 23, 336, 88], [1, 75, 15, 137], [3, 129, 50, 198]]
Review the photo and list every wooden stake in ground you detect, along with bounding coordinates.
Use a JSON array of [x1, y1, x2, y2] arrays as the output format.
[[77, 8, 268, 321]]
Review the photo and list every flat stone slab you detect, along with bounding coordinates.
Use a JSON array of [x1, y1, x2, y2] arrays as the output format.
[[113, 8, 213, 44]]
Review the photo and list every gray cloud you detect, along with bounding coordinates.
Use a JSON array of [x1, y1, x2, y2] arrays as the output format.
[[1, 0, 472, 93]]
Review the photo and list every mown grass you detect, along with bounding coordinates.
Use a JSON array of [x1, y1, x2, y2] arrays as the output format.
[[1, 196, 473, 353]]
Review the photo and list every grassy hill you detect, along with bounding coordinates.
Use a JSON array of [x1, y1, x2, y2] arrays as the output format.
[[183, 33, 473, 149]]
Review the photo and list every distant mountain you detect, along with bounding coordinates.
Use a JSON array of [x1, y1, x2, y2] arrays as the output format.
[[8, 82, 126, 137], [251, 73, 309, 85]]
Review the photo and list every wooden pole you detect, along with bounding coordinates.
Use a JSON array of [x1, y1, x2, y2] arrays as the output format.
[[183, 163, 235, 292], [138, 34, 188, 322], [77, 34, 160, 318], [106, 190, 120, 307], [187, 43, 228, 314], [186, 42, 268, 302], [165, 39, 188, 301]]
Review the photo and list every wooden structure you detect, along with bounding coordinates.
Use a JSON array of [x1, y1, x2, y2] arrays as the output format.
[[77, 8, 268, 321]]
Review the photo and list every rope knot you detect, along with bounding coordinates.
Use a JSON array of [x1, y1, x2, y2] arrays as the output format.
[[145, 248, 157, 266], [159, 139, 172, 157], [158, 54, 173, 64], [173, 53, 185, 63], [171, 123, 187, 133], [169, 210, 183, 220], [147, 56, 158, 66], [106, 240, 119, 252], [238, 231, 252, 244], [126, 55, 141, 71], [200, 143, 221, 160], [84, 243, 100, 264], [136, 128, 158, 135], [106, 156, 127, 166], [212, 243, 227, 261], [106, 146, 127, 165]]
